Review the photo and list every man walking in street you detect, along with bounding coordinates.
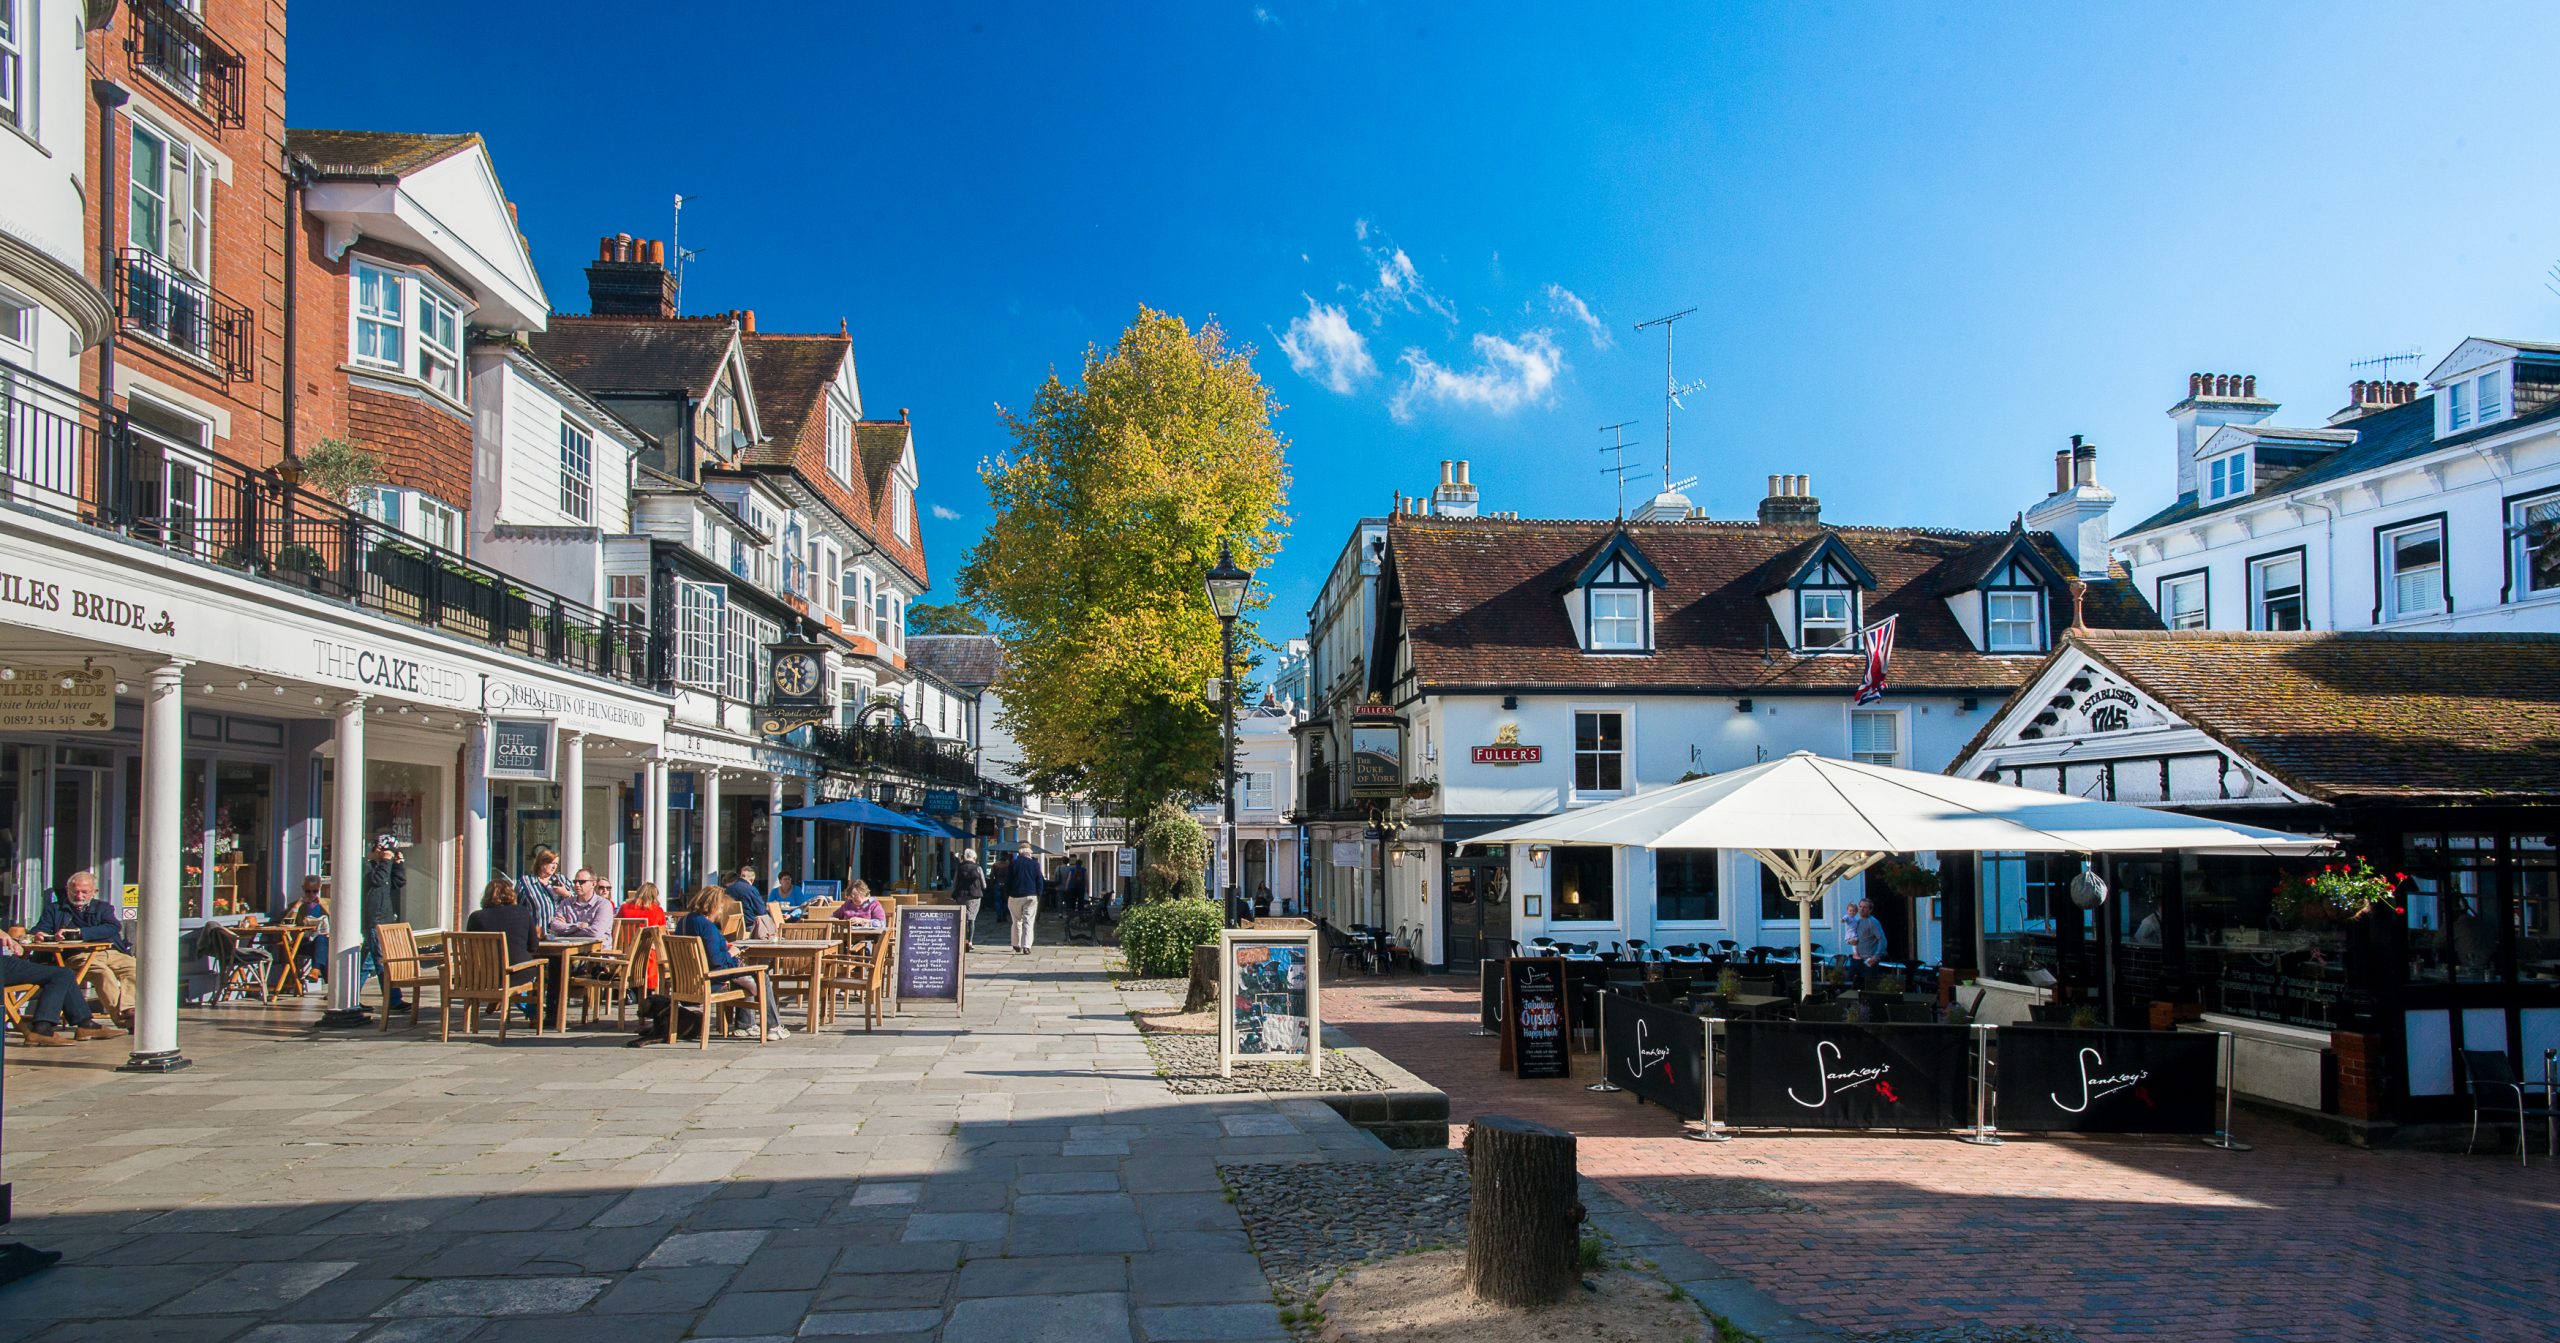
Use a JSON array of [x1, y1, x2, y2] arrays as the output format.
[[33, 870, 135, 1028], [1004, 844, 1044, 954], [952, 848, 987, 943]]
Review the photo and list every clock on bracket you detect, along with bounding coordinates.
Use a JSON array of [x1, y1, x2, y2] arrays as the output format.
[[772, 651, 821, 698]]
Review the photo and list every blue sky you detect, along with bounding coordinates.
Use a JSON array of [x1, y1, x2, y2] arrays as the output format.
[[296, 2, 2560, 626]]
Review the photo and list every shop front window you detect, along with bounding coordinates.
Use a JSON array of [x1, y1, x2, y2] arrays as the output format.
[[2519, 835, 2559, 987], [1979, 851, 2065, 984], [2182, 852, 2357, 1028], [208, 761, 270, 917], [2404, 833, 2501, 985], [1549, 845, 1614, 923], [320, 756, 450, 930]]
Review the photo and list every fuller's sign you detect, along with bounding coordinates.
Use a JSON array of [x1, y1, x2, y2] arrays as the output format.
[[1472, 745, 1542, 764]]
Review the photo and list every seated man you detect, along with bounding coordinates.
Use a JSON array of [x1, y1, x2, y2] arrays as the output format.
[[34, 869, 136, 1027], [1, 926, 121, 1046]]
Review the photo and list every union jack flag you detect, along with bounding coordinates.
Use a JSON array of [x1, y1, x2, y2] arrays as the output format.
[[1853, 614, 1898, 705]]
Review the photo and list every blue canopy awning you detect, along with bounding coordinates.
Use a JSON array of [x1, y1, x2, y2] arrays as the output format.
[[920, 815, 974, 841], [778, 798, 942, 836]]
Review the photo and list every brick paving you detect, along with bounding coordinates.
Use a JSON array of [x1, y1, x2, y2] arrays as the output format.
[[1327, 973, 2560, 1343], [0, 942, 1387, 1343]]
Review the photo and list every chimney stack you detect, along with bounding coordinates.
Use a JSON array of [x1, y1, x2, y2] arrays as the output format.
[[2072, 433, 2098, 488], [2026, 436, 2116, 578], [2170, 372, 2278, 498], [1428, 458, 1481, 518], [586, 232, 677, 318], [1756, 474, 1821, 528]]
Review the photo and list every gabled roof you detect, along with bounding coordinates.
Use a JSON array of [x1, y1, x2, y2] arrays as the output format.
[[856, 419, 927, 587], [529, 316, 740, 399], [2115, 393, 2560, 539], [1964, 630, 2560, 803], [1387, 516, 2159, 695], [1567, 529, 1666, 589], [906, 634, 1005, 690], [738, 334, 853, 463], [1756, 531, 1878, 595], [286, 129, 480, 178], [1932, 528, 2067, 595]]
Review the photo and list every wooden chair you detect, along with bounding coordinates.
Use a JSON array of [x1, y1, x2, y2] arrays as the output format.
[[202, 923, 275, 1004], [438, 931, 545, 1042], [800, 900, 841, 922], [764, 930, 833, 1022], [2, 982, 36, 1037], [375, 922, 443, 1031], [779, 921, 838, 941], [718, 908, 746, 940], [819, 938, 892, 1032], [663, 934, 768, 1048], [570, 923, 656, 1029]]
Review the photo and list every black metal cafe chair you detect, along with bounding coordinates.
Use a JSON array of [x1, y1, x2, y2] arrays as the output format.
[[2463, 1049, 2559, 1166]]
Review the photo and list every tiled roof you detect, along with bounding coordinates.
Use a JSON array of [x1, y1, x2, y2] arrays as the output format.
[[1387, 516, 2159, 695], [529, 316, 737, 399], [2115, 393, 2560, 538], [906, 634, 1005, 689], [857, 420, 927, 587], [738, 334, 851, 463], [286, 129, 480, 177], [2036, 630, 2560, 802]]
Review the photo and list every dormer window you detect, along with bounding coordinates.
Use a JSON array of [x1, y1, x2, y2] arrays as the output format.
[[1774, 538, 1876, 652], [1799, 589, 1854, 648], [2204, 450, 2249, 502], [1588, 589, 1645, 650], [1982, 557, 2046, 652], [2447, 369, 2504, 432], [1565, 530, 1664, 654]]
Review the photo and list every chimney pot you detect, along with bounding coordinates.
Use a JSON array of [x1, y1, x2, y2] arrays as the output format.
[[741, 309, 756, 334], [614, 232, 633, 262], [2054, 450, 2072, 494], [2072, 440, 2097, 488], [1767, 474, 1781, 498], [2243, 375, 2256, 397], [648, 239, 666, 266], [1456, 460, 1470, 485], [1438, 460, 1452, 487]]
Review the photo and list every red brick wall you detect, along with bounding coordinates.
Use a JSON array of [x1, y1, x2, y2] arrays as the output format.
[[348, 385, 473, 507], [2331, 1030, 2390, 1121], [81, 0, 290, 467], [293, 235, 480, 511]]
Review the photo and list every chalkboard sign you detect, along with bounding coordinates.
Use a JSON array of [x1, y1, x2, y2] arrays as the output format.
[[486, 716, 556, 781], [1220, 929, 1321, 1077], [892, 903, 966, 1010], [1994, 1027, 2220, 1134], [1600, 991, 1706, 1119], [1503, 957, 1572, 1080], [1723, 1020, 1966, 1130]]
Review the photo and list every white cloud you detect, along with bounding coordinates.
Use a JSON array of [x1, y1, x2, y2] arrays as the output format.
[[1253, 5, 1279, 23], [1352, 223, 1458, 326], [929, 503, 962, 521], [1277, 296, 1378, 395], [1390, 330, 1564, 422], [1544, 283, 1612, 349]]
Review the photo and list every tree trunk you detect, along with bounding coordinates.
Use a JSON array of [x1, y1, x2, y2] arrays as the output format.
[[1463, 1114, 1583, 1307], [1185, 944, 1220, 1014]]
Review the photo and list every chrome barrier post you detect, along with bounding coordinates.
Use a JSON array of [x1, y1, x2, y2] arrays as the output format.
[[1960, 1022, 2003, 1146], [2201, 1029, 2252, 1151], [1586, 991, 1622, 1092], [1682, 1016, 1732, 1142]]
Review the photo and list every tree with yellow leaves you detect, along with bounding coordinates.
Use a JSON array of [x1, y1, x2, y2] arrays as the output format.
[[960, 309, 1291, 814]]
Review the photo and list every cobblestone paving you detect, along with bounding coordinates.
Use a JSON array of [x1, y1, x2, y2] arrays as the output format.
[[1325, 974, 2560, 1343], [1219, 1153, 1468, 1304], [0, 940, 1390, 1343], [1143, 1034, 1392, 1095]]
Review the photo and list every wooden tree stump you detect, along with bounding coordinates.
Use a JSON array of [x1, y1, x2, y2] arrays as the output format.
[[1185, 944, 1221, 1014], [1463, 1114, 1584, 1307]]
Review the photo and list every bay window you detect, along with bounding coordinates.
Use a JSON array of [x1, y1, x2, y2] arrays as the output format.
[[350, 261, 467, 403]]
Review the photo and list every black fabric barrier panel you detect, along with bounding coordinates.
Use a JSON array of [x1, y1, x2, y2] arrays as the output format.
[[1479, 960, 1502, 1033], [1599, 991, 1706, 1120], [1725, 1020, 1969, 1130], [1995, 1027, 2221, 1135]]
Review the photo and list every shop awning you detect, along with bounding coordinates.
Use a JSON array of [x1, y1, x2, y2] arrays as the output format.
[[778, 798, 943, 836], [919, 814, 974, 841]]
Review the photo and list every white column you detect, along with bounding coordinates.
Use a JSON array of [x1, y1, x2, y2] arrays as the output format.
[[702, 769, 724, 885], [645, 756, 671, 897], [558, 732, 585, 878], [125, 662, 190, 1071], [766, 776, 785, 883], [798, 781, 818, 882], [325, 695, 368, 1021], [463, 718, 491, 905], [609, 781, 629, 898]]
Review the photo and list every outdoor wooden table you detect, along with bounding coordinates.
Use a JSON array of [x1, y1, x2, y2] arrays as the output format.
[[232, 924, 309, 995], [17, 937, 108, 984], [535, 938, 599, 1028], [735, 939, 835, 1027]]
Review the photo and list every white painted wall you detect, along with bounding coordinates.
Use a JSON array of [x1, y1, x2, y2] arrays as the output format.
[[0, 0, 99, 386]]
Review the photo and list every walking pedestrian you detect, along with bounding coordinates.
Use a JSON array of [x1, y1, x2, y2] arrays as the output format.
[[1004, 844, 1044, 954], [952, 848, 986, 943]]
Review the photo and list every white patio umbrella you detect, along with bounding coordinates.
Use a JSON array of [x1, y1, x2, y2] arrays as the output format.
[[1468, 751, 2328, 998]]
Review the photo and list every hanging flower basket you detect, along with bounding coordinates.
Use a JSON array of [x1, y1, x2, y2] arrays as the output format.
[[2274, 857, 2406, 923]]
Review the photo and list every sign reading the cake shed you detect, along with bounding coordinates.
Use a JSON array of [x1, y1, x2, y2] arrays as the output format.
[[1219, 928, 1321, 1078], [486, 716, 557, 781], [892, 903, 967, 1011]]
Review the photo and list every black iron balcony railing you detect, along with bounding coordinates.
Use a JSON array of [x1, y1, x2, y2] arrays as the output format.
[[806, 720, 980, 791], [126, 0, 247, 129], [116, 249, 254, 383], [0, 368, 649, 688]]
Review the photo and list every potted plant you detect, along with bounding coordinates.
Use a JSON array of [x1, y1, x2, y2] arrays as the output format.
[[1403, 777, 1438, 801], [2273, 857, 2406, 924]]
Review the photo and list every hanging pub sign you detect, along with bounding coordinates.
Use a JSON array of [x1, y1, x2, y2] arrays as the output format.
[[1723, 1020, 1967, 1130], [1349, 701, 1404, 797], [1600, 990, 1707, 1120], [759, 637, 833, 736], [485, 716, 558, 782], [1502, 957, 1572, 1079], [1993, 1027, 2220, 1135], [0, 665, 113, 732]]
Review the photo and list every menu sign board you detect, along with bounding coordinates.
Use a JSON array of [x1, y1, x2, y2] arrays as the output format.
[[1994, 1027, 2219, 1135], [486, 716, 557, 781], [1600, 991, 1706, 1120], [1219, 928, 1321, 1077], [1724, 1020, 1966, 1130], [892, 903, 966, 1010], [1502, 957, 1571, 1080]]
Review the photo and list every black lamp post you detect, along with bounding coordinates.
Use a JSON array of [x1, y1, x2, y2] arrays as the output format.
[[1204, 541, 1254, 926]]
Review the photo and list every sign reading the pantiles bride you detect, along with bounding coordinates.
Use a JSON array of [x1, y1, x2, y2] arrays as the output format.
[[0, 665, 114, 731]]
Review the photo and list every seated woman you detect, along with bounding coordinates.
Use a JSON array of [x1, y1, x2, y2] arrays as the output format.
[[674, 887, 785, 1039], [832, 881, 890, 927], [464, 879, 545, 1024], [289, 876, 330, 989], [619, 882, 669, 993]]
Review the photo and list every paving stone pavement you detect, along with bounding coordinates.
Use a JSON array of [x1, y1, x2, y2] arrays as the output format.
[[1326, 973, 2560, 1343], [0, 942, 1386, 1342]]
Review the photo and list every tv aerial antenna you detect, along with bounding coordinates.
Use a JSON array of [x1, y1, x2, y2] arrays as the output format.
[[2348, 347, 2422, 379], [1633, 307, 1710, 486], [671, 192, 704, 316], [1598, 420, 1648, 518]]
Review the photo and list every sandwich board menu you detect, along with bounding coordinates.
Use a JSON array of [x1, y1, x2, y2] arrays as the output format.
[[1219, 927, 1321, 1078], [892, 903, 966, 1011], [1502, 957, 1571, 1080]]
